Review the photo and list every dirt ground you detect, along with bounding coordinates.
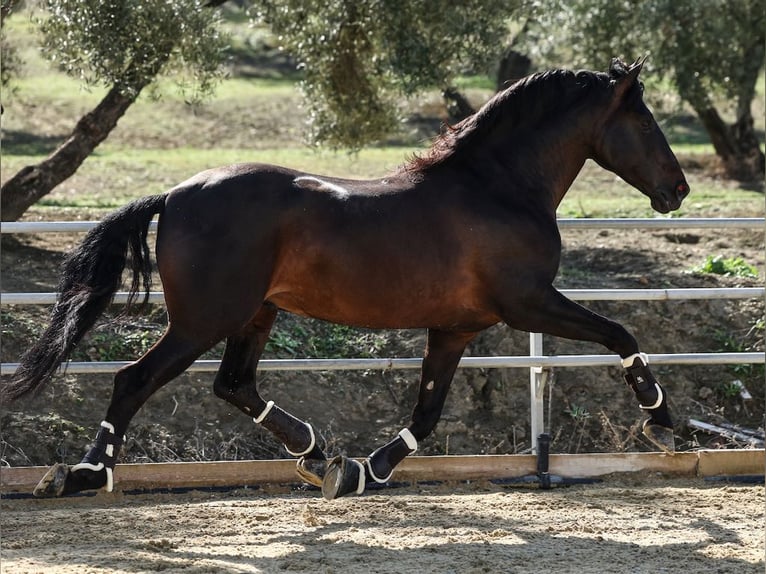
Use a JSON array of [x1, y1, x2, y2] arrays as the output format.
[[1, 478, 763, 573]]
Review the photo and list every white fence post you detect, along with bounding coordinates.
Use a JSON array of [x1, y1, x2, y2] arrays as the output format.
[[529, 332, 546, 453]]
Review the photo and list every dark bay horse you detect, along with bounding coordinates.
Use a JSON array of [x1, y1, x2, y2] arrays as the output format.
[[2, 58, 689, 499]]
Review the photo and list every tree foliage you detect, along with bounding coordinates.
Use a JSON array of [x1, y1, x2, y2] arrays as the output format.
[[2, 0, 228, 221], [1, 0, 23, 88], [251, 0, 520, 148], [40, 0, 227, 101], [525, 0, 765, 180]]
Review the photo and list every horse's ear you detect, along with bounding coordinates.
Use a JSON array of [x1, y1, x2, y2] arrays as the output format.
[[628, 55, 647, 78], [612, 56, 645, 100]]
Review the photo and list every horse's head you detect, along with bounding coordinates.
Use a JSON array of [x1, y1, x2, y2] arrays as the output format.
[[592, 58, 689, 214]]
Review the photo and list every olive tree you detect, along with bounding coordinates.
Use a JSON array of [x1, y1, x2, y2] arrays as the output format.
[[525, 0, 765, 181], [1, 0, 23, 88], [250, 0, 520, 149], [1, 0, 227, 221]]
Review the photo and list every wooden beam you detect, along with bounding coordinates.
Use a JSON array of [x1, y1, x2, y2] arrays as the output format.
[[396, 454, 537, 482], [1, 450, 762, 495], [697, 449, 764, 477], [549, 452, 699, 478]]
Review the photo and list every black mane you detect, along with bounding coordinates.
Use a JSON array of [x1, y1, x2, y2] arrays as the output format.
[[405, 61, 633, 175]]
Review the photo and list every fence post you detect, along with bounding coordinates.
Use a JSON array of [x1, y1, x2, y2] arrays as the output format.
[[529, 332, 546, 453]]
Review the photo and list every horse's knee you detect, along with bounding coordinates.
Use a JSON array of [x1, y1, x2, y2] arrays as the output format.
[[606, 322, 639, 358]]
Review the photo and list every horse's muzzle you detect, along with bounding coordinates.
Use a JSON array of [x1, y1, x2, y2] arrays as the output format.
[[652, 180, 689, 213], [675, 181, 690, 201]]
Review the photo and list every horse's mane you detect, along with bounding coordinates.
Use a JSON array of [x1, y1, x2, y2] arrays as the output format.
[[403, 61, 633, 176]]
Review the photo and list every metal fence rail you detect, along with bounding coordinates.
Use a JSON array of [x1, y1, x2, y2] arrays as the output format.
[[3, 287, 763, 306], [1, 217, 764, 234], [2, 217, 763, 452], [2, 352, 763, 378]]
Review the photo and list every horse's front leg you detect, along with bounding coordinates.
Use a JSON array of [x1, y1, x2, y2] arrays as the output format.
[[502, 285, 674, 453], [322, 329, 476, 500]]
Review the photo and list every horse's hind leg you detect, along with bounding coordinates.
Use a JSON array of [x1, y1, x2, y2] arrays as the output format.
[[213, 304, 327, 486], [322, 329, 476, 500], [34, 326, 209, 497]]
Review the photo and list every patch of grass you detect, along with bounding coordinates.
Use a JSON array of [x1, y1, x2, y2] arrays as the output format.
[[692, 255, 759, 278], [564, 404, 591, 421], [306, 324, 388, 359], [454, 75, 495, 91], [712, 320, 765, 383], [71, 324, 164, 362], [265, 320, 389, 359], [265, 325, 306, 357], [717, 380, 744, 399]]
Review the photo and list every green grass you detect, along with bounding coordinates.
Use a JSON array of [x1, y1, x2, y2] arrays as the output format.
[[692, 255, 759, 278]]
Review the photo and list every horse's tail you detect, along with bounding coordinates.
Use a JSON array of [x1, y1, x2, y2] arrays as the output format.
[[1, 193, 168, 403]]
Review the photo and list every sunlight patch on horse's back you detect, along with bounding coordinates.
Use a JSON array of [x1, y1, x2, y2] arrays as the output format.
[[294, 176, 351, 199]]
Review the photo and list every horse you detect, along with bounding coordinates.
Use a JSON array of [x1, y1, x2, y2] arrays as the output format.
[[2, 58, 689, 500]]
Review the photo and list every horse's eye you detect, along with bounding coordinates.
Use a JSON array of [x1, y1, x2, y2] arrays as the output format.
[[640, 117, 653, 133]]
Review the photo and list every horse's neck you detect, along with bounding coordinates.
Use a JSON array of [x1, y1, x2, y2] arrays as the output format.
[[546, 149, 588, 209], [498, 124, 590, 210]]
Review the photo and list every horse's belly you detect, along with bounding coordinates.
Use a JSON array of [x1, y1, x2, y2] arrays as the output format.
[[265, 208, 501, 330], [265, 271, 497, 331]]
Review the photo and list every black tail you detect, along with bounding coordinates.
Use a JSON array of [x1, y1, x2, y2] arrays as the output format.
[[1, 194, 167, 402]]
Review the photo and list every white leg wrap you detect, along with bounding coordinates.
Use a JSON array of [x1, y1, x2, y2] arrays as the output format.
[[621, 352, 649, 368], [284, 423, 316, 457], [253, 400, 275, 424], [68, 420, 122, 493], [106, 466, 113, 492], [398, 428, 418, 453], [351, 459, 366, 494], [99, 420, 126, 443]]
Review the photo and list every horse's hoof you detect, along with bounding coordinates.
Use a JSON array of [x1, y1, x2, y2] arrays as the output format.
[[296, 456, 326, 488], [643, 422, 675, 455], [33, 463, 70, 498], [321, 456, 365, 501]]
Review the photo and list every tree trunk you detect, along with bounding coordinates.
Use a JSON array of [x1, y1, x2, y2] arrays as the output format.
[[680, 36, 765, 184], [695, 104, 765, 182], [495, 49, 531, 90], [1, 86, 140, 221], [442, 87, 476, 123]]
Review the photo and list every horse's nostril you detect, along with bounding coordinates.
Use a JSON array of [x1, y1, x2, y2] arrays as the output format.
[[676, 182, 689, 198]]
